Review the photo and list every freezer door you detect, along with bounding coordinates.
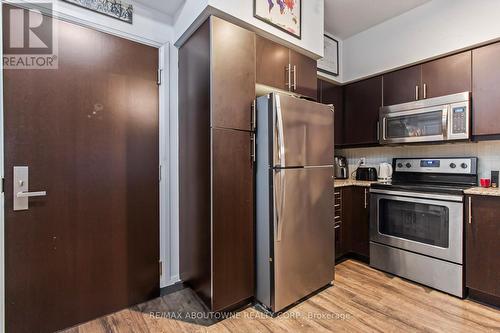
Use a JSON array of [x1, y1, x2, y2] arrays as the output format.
[[273, 94, 334, 168], [273, 167, 334, 312]]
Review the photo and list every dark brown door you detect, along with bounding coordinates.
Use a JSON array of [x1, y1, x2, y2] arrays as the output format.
[[290, 49, 317, 99], [421, 51, 471, 99], [347, 187, 370, 258], [256, 35, 289, 91], [344, 76, 382, 146], [383, 65, 422, 105], [466, 196, 500, 298], [212, 128, 254, 311], [472, 42, 500, 136], [319, 79, 344, 146], [4, 9, 159, 333], [211, 17, 256, 131]]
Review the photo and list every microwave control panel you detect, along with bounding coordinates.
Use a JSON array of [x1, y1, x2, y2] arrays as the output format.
[[452, 106, 467, 134]]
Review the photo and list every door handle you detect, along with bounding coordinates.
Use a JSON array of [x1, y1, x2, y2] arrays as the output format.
[[285, 64, 291, 90], [17, 191, 47, 198], [364, 189, 368, 209], [13, 166, 47, 211], [415, 85, 419, 100], [468, 197, 472, 224], [292, 65, 297, 91], [423, 83, 427, 99]]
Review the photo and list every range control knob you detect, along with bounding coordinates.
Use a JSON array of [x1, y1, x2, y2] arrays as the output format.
[[461, 163, 468, 169], [406, 163, 412, 168], [397, 163, 403, 168], [450, 163, 456, 169]]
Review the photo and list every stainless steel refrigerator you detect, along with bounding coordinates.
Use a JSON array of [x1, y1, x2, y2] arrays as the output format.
[[255, 92, 335, 313]]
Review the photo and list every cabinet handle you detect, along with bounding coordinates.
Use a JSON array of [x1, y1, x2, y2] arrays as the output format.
[[285, 64, 292, 90], [292, 65, 297, 91], [251, 101, 256, 131], [468, 197, 472, 224], [415, 85, 419, 100], [423, 83, 427, 99], [364, 188, 368, 209], [250, 133, 256, 164], [377, 121, 380, 141]]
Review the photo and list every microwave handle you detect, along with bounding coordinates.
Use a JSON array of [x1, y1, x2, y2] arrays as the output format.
[[442, 107, 449, 139]]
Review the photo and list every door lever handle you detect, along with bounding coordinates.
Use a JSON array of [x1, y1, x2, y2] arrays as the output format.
[[17, 191, 47, 198]]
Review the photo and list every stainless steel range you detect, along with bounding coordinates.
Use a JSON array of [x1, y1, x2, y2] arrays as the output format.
[[369, 157, 478, 298]]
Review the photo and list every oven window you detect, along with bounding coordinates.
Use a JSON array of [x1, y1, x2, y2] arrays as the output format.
[[386, 110, 443, 139], [379, 199, 449, 248]]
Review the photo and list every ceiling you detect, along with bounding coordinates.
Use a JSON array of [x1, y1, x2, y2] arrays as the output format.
[[135, 0, 186, 17], [325, 0, 431, 39]]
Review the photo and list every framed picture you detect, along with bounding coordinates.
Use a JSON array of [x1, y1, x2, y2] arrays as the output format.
[[318, 35, 339, 77], [62, 0, 133, 24], [254, 0, 301, 39]]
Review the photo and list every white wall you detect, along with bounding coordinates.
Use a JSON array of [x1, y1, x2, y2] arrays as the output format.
[[338, 141, 500, 181], [342, 0, 500, 82]]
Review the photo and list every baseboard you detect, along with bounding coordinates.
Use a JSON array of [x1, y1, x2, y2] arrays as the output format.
[[468, 289, 500, 309], [160, 281, 185, 296]]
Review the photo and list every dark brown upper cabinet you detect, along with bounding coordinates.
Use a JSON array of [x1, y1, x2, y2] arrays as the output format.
[[466, 195, 500, 305], [212, 17, 256, 131], [344, 76, 382, 146], [383, 65, 421, 105], [318, 79, 344, 146], [421, 51, 471, 99], [256, 35, 317, 99], [472, 42, 500, 137]]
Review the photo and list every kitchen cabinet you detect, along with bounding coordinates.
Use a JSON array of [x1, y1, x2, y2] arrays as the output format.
[[421, 51, 471, 99], [382, 51, 471, 106], [336, 186, 370, 261], [383, 65, 421, 105], [465, 195, 500, 307], [318, 79, 344, 146], [472, 42, 500, 137], [256, 35, 317, 99], [344, 76, 382, 146], [179, 16, 255, 312]]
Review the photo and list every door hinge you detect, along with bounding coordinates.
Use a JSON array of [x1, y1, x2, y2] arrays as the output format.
[[159, 261, 163, 276], [157, 68, 163, 85]]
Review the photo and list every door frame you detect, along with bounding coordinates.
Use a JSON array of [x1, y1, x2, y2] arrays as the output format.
[[0, 3, 173, 332]]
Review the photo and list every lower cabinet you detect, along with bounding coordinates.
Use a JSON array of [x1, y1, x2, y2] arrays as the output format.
[[465, 195, 500, 306], [336, 186, 370, 261]]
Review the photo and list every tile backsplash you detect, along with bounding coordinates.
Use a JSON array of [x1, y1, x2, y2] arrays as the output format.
[[337, 140, 500, 182]]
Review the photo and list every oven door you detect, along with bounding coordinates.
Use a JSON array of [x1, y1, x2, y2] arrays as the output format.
[[370, 189, 463, 264], [380, 105, 449, 144]]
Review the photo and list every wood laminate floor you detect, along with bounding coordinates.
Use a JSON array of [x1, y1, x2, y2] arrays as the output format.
[[62, 260, 500, 333]]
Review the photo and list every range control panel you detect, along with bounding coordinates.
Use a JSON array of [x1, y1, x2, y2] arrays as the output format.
[[394, 158, 477, 174]]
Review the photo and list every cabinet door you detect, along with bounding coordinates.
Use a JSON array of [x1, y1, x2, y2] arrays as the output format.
[[344, 76, 382, 146], [421, 51, 471, 99], [383, 65, 421, 105], [472, 42, 500, 136], [466, 196, 500, 298], [320, 79, 344, 146], [350, 187, 370, 258], [212, 128, 254, 311], [290, 49, 318, 99], [256, 35, 289, 91], [211, 17, 256, 131]]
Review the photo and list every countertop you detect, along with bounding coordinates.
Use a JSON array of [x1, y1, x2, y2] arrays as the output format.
[[463, 187, 500, 197], [334, 179, 380, 188]]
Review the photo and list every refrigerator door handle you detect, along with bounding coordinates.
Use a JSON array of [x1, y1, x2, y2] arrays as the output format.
[[274, 169, 286, 242], [275, 95, 286, 168]]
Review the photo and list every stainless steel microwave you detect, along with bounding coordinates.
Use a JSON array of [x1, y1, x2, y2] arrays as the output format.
[[379, 92, 471, 145]]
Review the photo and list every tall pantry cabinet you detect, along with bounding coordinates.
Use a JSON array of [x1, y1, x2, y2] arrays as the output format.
[[179, 17, 256, 312]]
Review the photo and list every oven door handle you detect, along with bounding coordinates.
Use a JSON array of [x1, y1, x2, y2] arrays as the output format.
[[370, 188, 463, 202]]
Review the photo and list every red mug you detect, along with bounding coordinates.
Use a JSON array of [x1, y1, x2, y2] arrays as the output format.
[[480, 178, 491, 188]]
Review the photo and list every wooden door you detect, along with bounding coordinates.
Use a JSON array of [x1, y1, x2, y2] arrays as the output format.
[[421, 51, 472, 99], [211, 17, 256, 131], [256, 35, 289, 91], [290, 49, 317, 99], [212, 128, 254, 311], [349, 187, 370, 258], [383, 65, 422, 105], [4, 9, 159, 333], [472, 42, 500, 136], [466, 196, 500, 298], [344, 76, 382, 146], [319, 79, 344, 146]]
